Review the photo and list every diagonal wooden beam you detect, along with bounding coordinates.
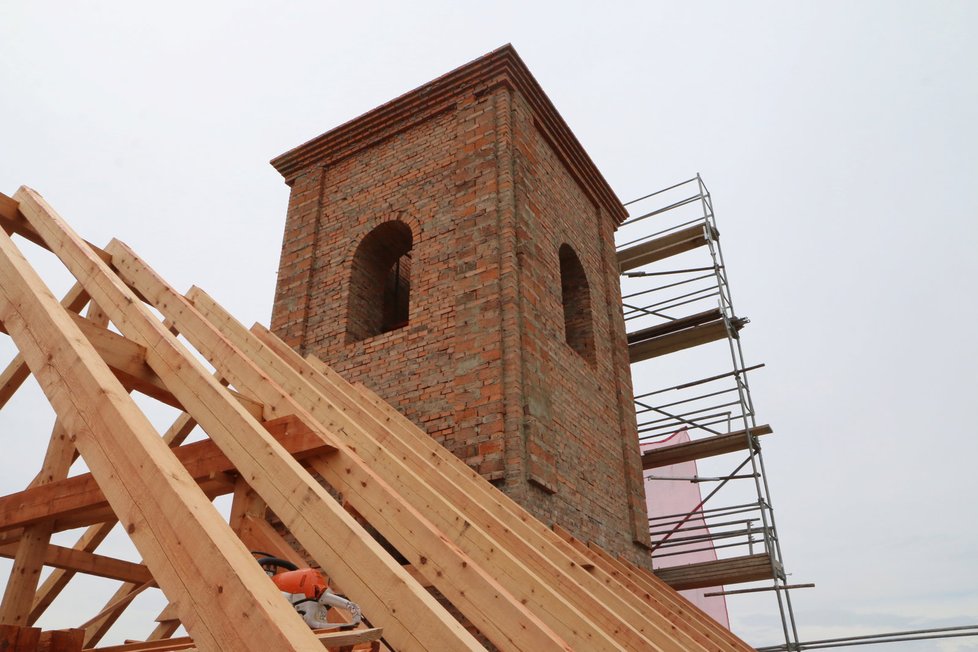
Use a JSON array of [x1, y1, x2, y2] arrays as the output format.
[[240, 322, 716, 652], [15, 187, 477, 652], [7, 187, 322, 652], [280, 334, 751, 652], [107, 241, 525, 652], [0, 282, 90, 410], [191, 291, 689, 651], [28, 413, 198, 626]]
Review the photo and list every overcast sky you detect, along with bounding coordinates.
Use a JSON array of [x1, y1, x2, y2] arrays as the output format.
[[1, 2, 976, 649]]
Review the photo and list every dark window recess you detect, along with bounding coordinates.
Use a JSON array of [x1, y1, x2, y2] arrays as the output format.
[[558, 243, 596, 365], [347, 221, 413, 342]]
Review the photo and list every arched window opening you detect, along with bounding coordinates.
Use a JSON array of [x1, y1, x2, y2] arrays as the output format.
[[558, 244, 595, 365], [347, 221, 413, 342]]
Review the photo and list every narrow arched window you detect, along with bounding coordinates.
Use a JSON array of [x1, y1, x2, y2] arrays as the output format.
[[346, 221, 413, 342], [559, 244, 595, 365]]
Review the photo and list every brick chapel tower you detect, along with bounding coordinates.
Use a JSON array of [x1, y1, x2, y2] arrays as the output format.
[[270, 46, 651, 562]]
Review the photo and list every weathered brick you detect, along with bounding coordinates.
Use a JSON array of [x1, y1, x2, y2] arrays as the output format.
[[270, 46, 651, 565]]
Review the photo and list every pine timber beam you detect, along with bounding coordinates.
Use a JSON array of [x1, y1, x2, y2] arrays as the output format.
[[10, 183, 479, 652], [274, 330, 742, 652], [5, 187, 326, 652], [0, 414, 332, 534], [244, 320, 732, 652], [617, 223, 718, 273], [0, 312, 262, 416], [0, 191, 111, 264], [0, 282, 90, 411], [112, 249, 568, 652], [550, 525, 754, 652], [181, 291, 664, 652], [653, 553, 781, 591], [29, 414, 196, 628], [641, 425, 774, 469], [0, 542, 152, 585]]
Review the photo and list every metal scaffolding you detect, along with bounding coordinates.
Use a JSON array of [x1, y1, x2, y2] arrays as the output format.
[[618, 175, 801, 650]]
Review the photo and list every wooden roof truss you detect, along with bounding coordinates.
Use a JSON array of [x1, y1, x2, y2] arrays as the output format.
[[0, 187, 755, 651]]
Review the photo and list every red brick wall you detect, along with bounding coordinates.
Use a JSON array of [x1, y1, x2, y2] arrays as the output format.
[[271, 75, 650, 563]]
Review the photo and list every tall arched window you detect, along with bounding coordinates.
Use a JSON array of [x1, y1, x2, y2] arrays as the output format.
[[558, 244, 595, 365], [346, 221, 413, 342]]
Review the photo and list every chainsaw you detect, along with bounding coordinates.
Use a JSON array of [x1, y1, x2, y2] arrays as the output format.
[[252, 553, 363, 630]]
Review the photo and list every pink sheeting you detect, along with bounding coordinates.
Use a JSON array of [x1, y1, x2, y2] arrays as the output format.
[[643, 429, 730, 628]]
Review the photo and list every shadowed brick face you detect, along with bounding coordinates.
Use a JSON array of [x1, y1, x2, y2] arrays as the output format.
[[270, 46, 651, 564]]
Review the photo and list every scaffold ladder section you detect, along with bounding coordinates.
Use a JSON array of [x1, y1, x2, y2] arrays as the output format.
[[618, 176, 801, 651]]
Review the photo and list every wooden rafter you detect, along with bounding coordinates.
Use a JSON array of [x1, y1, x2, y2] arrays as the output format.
[[0, 187, 756, 652]]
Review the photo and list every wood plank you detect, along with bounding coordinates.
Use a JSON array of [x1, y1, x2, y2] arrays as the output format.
[[201, 299, 717, 652], [641, 425, 773, 469], [0, 542, 152, 585], [111, 248, 568, 652], [550, 525, 754, 652], [653, 553, 780, 591], [630, 319, 745, 363], [627, 308, 722, 344], [0, 414, 333, 534], [9, 187, 323, 652], [617, 223, 717, 272]]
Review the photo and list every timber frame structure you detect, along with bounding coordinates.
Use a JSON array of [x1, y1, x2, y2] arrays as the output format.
[[0, 186, 754, 651]]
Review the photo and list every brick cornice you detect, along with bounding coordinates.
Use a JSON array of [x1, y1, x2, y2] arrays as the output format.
[[270, 44, 627, 225]]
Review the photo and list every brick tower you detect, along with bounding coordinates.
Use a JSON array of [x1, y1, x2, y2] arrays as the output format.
[[270, 45, 650, 562]]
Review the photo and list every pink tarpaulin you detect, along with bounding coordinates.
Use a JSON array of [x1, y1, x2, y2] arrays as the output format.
[[643, 428, 730, 628]]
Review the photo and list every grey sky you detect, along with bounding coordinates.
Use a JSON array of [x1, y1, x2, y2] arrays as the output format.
[[1, 2, 976, 649]]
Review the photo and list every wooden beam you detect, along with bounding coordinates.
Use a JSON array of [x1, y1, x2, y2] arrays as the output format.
[[617, 223, 717, 272], [13, 184, 477, 652], [0, 623, 41, 651], [0, 542, 152, 585], [653, 553, 781, 591], [316, 377, 716, 652], [110, 247, 562, 652], [0, 190, 110, 263], [641, 425, 773, 469], [629, 318, 745, 363], [29, 413, 198, 626], [0, 282, 92, 410], [37, 628, 84, 652], [550, 525, 754, 652], [0, 414, 333, 534], [627, 308, 723, 344], [0, 312, 262, 416], [5, 188, 323, 652], [194, 292, 717, 652]]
